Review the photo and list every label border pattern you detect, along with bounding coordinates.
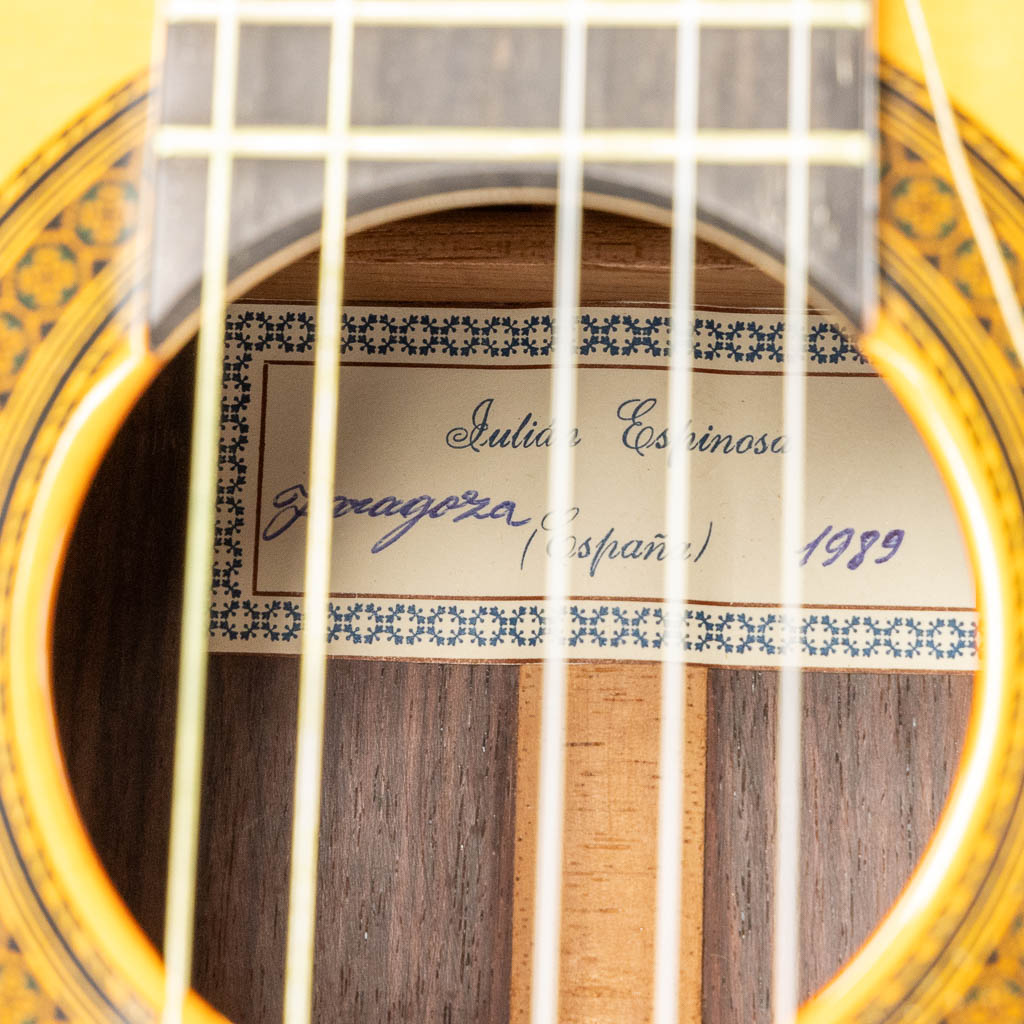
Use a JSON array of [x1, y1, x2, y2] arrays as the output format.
[[211, 306, 977, 666]]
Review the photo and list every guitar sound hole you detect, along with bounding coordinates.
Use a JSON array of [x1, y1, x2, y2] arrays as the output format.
[[50, 206, 972, 1023]]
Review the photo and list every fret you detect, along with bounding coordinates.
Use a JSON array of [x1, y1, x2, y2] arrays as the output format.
[[164, 0, 871, 30], [154, 125, 872, 164]]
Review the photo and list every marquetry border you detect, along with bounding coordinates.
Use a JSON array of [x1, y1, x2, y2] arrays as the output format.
[[2, 60, 1024, 1024]]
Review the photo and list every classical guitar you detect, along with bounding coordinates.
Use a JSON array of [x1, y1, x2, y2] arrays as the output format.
[[3, 2, 1024, 1023]]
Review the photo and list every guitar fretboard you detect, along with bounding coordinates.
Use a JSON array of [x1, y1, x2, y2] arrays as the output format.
[[149, 0, 873, 338]]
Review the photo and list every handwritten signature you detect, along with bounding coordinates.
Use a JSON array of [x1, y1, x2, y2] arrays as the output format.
[[446, 397, 582, 452], [617, 397, 787, 459], [262, 483, 531, 553], [519, 507, 714, 578]]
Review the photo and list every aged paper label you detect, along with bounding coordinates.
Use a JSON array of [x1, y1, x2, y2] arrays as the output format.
[[210, 305, 976, 668]]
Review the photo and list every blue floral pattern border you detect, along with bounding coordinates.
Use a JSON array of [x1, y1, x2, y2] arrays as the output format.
[[210, 305, 977, 668], [210, 305, 870, 366], [211, 599, 976, 663]]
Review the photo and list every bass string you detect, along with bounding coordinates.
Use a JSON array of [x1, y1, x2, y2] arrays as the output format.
[[281, 3, 357, 1024], [162, 1, 244, 1022]]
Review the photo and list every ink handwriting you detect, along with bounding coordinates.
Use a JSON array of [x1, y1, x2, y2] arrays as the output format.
[[520, 507, 714, 578], [616, 397, 786, 459], [262, 483, 531, 553], [799, 525, 905, 569], [446, 398, 581, 452]]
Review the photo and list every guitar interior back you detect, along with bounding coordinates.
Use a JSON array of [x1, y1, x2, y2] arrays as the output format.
[[50, 205, 971, 1024]]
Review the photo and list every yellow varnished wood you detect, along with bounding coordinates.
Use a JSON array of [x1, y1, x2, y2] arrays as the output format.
[[879, 1, 1024, 163], [0, 2, 154, 185]]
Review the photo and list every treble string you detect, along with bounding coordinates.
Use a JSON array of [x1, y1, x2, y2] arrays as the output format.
[[162, 2, 242, 1022], [281, 2, 356, 1023], [652, 2, 700, 1023], [529, 1, 587, 1022], [774, 1, 812, 1022]]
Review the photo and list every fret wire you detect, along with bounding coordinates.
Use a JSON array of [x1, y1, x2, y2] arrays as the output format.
[[281, 2, 355, 1023], [165, 0, 870, 29], [530, 1, 586, 1022], [161, 2, 242, 1023], [774, 1, 812, 1022], [154, 125, 872, 165], [652, 2, 700, 1023], [905, 0, 1024, 361]]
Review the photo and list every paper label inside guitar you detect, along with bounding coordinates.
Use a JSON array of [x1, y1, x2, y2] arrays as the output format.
[[210, 304, 976, 668]]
